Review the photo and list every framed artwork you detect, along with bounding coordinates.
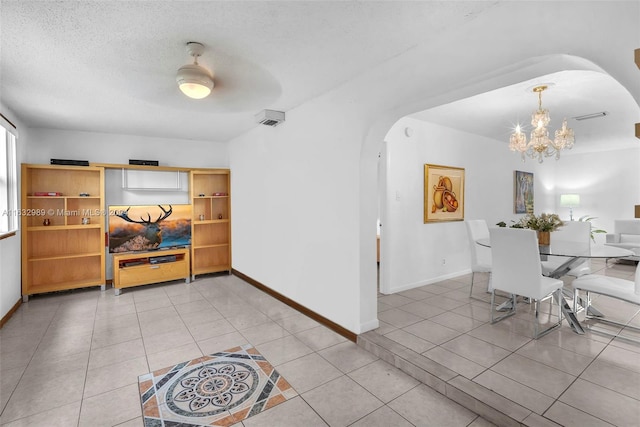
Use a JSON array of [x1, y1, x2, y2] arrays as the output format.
[[424, 164, 465, 223], [514, 170, 534, 214]]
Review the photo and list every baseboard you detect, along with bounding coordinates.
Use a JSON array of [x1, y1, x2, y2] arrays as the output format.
[[232, 269, 357, 343], [382, 268, 472, 294], [0, 298, 22, 329]]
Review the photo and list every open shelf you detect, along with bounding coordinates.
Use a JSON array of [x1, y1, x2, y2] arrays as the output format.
[[21, 164, 105, 300], [28, 252, 103, 262], [26, 256, 103, 288], [190, 170, 231, 278], [28, 224, 102, 231]]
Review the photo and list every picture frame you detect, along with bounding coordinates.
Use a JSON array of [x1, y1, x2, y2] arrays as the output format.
[[424, 164, 465, 223], [514, 170, 534, 214]]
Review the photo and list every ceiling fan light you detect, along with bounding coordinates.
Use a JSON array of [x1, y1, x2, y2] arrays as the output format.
[[176, 63, 214, 99]]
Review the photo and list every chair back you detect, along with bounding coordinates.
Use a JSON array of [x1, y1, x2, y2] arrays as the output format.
[[466, 220, 491, 271], [614, 219, 640, 236], [489, 227, 542, 297], [548, 221, 592, 275], [553, 221, 591, 244]]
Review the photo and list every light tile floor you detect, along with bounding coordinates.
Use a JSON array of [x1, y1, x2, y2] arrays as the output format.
[[1, 273, 493, 426], [370, 258, 640, 426]]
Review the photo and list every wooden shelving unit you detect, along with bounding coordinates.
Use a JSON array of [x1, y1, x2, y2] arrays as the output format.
[[21, 164, 105, 301], [190, 169, 231, 279], [20, 164, 231, 298]]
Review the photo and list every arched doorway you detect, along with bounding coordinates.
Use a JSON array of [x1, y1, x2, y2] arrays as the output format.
[[359, 54, 627, 333]]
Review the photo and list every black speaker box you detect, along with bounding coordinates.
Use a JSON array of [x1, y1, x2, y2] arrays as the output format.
[[129, 159, 159, 166], [50, 159, 90, 166]]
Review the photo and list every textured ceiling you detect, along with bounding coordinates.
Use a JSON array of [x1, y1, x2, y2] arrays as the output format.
[[0, 1, 495, 142], [1, 1, 638, 152], [410, 69, 640, 154]]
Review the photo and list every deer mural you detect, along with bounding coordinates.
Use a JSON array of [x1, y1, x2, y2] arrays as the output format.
[[115, 205, 173, 246]]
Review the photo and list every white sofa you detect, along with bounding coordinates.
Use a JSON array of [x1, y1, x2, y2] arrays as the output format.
[[605, 219, 640, 262]]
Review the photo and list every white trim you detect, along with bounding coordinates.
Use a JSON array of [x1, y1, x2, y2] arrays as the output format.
[[0, 125, 18, 234], [358, 319, 380, 334], [0, 114, 18, 137]]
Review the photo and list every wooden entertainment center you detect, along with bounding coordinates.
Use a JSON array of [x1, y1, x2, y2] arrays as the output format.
[[21, 163, 231, 299], [112, 247, 190, 296]]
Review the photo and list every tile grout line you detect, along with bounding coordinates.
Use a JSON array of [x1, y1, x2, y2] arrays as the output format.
[[544, 335, 625, 426], [358, 330, 532, 426], [371, 282, 564, 425], [0, 301, 61, 424], [372, 261, 640, 426], [76, 296, 101, 427]]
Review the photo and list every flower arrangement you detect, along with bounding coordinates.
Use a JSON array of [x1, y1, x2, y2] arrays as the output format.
[[518, 213, 564, 232], [497, 213, 564, 232]]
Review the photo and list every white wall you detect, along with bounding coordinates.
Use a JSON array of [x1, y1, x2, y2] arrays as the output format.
[[24, 128, 229, 168], [380, 118, 640, 295], [380, 118, 536, 293], [547, 147, 640, 242], [229, 102, 364, 332], [0, 106, 28, 320], [228, 2, 639, 335]]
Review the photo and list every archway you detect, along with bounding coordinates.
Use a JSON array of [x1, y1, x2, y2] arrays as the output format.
[[357, 54, 631, 333]]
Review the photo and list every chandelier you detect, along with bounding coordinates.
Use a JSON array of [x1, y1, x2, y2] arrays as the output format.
[[509, 85, 575, 163]]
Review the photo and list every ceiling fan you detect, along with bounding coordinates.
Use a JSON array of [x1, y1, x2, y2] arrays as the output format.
[[176, 42, 214, 99]]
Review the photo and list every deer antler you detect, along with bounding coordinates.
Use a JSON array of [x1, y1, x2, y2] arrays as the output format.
[[154, 205, 173, 223], [116, 205, 173, 224]]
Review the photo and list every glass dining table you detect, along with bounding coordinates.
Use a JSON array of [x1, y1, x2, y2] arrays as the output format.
[[476, 237, 634, 334]]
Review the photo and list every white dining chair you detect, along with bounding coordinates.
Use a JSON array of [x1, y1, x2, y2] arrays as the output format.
[[465, 220, 492, 300], [571, 264, 640, 341], [541, 221, 592, 278], [489, 227, 565, 339]]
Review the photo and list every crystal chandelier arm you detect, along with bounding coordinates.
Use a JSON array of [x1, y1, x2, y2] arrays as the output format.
[[553, 118, 575, 150]]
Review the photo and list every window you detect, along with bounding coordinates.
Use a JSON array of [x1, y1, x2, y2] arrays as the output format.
[[0, 115, 18, 237]]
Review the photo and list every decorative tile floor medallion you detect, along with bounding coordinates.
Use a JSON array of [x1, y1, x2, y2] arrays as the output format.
[[139, 344, 297, 426]]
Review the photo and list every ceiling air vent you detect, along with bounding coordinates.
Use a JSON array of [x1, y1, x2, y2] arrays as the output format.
[[255, 109, 285, 127], [573, 111, 608, 121]]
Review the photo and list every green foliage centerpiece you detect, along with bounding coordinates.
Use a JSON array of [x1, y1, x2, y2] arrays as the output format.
[[519, 213, 564, 232], [519, 213, 563, 245]]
